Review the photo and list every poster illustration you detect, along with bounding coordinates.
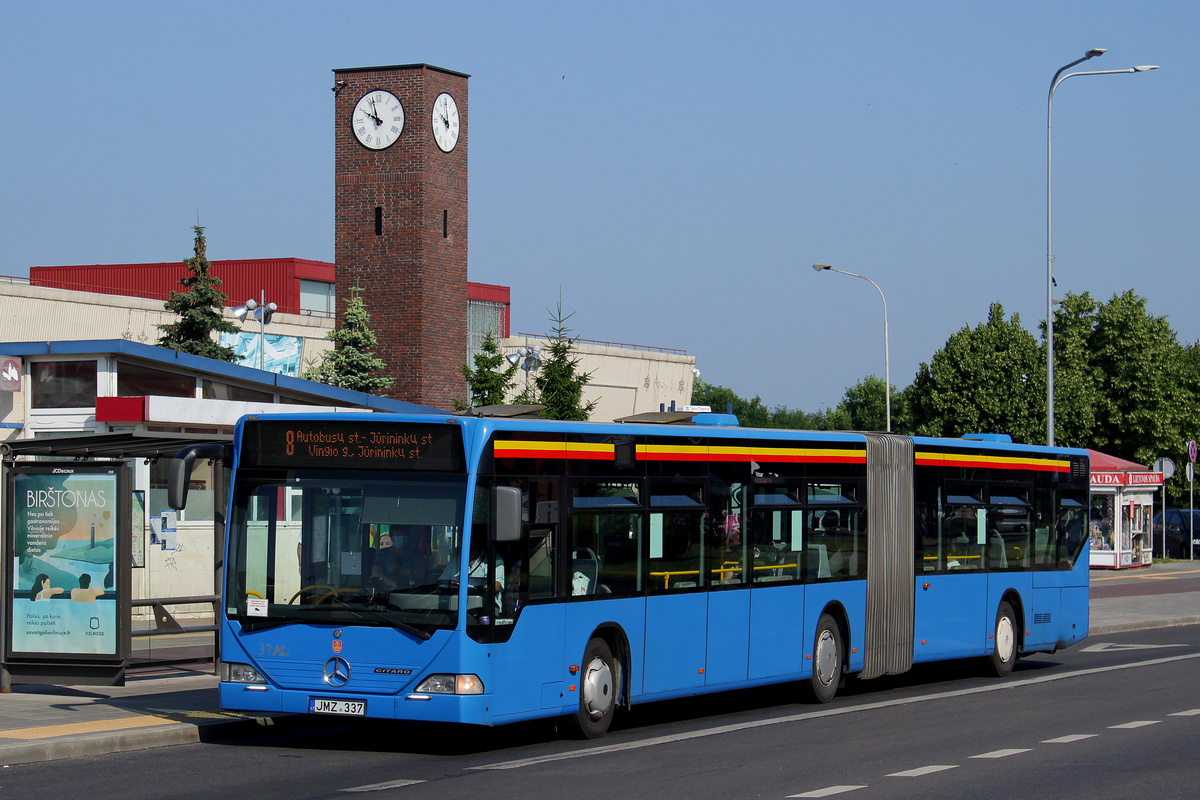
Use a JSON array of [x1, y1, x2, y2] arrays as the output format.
[[219, 331, 302, 376], [10, 470, 119, 656]]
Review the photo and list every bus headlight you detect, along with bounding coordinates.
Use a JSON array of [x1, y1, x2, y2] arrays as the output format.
[[414, 674, 483, 695], [221, 662, 267, 684]]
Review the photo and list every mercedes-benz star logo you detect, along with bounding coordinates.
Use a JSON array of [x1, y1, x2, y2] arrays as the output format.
[[322, 657, 351, 687]]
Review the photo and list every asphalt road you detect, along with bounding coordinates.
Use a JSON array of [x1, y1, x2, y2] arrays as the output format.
[[3, 624, 1197, 800]]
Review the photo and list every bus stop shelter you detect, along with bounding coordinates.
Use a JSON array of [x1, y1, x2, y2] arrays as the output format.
[[1, 431, 228, 688]]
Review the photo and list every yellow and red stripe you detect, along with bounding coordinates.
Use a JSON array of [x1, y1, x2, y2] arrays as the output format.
[[495, 439, 866, 465], [494, 440, 615, 460], [914, 450, 1070, 473]]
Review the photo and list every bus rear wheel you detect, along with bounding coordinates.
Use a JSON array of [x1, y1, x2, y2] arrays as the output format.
[[808, 613, 843, 703], [988, 601, 1018, 677], [571, 638, 616, 739]]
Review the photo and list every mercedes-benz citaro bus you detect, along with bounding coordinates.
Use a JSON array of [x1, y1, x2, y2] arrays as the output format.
[[167, 407, 1090, 738]]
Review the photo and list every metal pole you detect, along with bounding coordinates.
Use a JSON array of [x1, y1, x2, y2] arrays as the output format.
[[813, 264, 890, 432], [259, 289, 266, 371], [1047, 51, 1105, 447], [1046, 52, 1159, 446]]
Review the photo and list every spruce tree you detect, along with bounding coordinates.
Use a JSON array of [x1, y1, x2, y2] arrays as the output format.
[[532, 298, 597, 421], [157, 226, 240, 361], [302, 284, 393, 393], [454, 331, 519, 410]]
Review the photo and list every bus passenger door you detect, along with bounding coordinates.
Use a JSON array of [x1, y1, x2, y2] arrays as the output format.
[[643, 509, 708, 695], [704, 474, 751, 686], [914, 498, 989, 659], [705, 589, 750, 685]]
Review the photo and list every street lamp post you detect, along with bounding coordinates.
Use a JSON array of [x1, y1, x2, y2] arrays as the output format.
[[812, 263, 890, 433], [234, 291, 278, 370], [1046, 49, 1158, 447]]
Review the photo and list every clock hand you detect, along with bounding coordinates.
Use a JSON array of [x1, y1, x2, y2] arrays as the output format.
[[366, 100, 383, 125]]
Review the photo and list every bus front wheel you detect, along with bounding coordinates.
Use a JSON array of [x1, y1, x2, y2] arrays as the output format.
[[571, 638, 616, 739], [808, 613, 843, 703], [988, 601, 1018, 677]]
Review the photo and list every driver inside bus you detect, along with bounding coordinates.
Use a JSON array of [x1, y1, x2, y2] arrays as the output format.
[[372, 529, 427, 589]]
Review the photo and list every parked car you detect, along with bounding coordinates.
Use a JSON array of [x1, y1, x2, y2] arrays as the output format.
[[1151, 509, 1200, 559]]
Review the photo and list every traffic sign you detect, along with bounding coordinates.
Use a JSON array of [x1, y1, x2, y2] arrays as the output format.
[[1154, 457, 1176, 480], [1189, 440, 1198, 463]]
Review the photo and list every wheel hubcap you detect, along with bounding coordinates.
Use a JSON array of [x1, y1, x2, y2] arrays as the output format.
[[996, 615, 1015, 663], [581, 656, 613, 720], [815, 630, 838, 686]]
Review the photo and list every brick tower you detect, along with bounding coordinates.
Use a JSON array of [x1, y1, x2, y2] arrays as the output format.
[[332, 64, 469, 409]]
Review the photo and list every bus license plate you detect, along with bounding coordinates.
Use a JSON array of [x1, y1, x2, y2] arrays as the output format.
[[310, 697, 366, 716]]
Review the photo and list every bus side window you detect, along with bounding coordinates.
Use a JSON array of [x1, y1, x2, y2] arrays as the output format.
[[503, 480, 559, 612], [526, 484, 559, 601]]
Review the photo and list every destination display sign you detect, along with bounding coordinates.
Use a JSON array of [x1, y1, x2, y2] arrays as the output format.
[[241, 420, 464, 471]]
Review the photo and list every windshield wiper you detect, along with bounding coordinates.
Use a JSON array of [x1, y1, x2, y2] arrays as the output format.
[[237, 615, 303, 632], [327, 594, 433, 641]]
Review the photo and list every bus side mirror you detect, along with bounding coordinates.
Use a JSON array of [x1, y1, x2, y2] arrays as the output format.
[[492, 486, 523, 543], [167, 443, 229, 510]]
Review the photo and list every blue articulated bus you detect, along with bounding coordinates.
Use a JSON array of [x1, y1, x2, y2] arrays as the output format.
[[168, 409, 1090, 738]]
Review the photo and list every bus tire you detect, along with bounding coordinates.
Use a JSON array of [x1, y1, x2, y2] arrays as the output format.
[[808, 613, 843, 704], [989, 601, 1018, 677], [571, 637, 616, 739]]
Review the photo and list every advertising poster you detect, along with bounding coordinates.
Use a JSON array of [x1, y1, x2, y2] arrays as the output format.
[[158, 509, 177, 551], [9, 469, 119, 656], [220, 331, 302, 376]]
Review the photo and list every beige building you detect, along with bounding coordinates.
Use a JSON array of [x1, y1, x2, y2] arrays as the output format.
[[0, 279, 695, 420]]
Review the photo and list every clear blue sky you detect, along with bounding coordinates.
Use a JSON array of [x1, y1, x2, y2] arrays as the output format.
[[2, 2, 1195, 412]]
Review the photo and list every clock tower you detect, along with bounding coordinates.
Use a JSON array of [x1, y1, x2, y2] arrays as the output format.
[[332, 64, 469, 409]]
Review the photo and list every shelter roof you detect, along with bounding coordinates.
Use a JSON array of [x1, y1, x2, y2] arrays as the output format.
[[1087, 449, 1148, 472]]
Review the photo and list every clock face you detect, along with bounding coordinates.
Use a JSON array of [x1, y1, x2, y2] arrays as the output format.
[[431, 92, 460, 152], [353, 90, 404, 150]]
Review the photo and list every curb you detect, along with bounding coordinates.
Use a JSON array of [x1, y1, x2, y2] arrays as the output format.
[[1088, 616, 1200, 636], [1, 722, 204, 767], [0, 714, 274, 767]]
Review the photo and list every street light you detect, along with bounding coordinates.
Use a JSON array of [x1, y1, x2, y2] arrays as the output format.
[[233, 291, 278, 370], [812, 263, 891, 432], [1046, 49, 1158, 446]]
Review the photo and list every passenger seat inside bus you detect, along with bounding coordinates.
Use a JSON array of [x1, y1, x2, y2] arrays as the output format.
[[572, 548, 599, 595]]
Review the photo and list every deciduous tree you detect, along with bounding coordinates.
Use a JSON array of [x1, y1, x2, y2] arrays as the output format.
[[907, 303, 1044, 443]]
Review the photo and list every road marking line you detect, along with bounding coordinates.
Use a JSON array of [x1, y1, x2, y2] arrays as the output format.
[[340, 779, 426, 792], [1108, 720, 1160, 729], [788, 786, 868, 797], [888, 765, 957, 777], [1092, 568, 1200, 581], [1081, 643, 1187, 652], [470, 650, 1200, 771], [971, 748, 1031, 758], [0, 716, 176, 740], [1042, 734, 1098, 743], [1169, 709, 1200, 716]]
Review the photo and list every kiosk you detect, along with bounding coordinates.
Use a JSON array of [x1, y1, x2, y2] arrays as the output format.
[[1088, 449, 1163, 570]]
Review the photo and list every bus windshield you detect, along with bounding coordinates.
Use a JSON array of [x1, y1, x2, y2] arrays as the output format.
[[226, 469, 467, 638]]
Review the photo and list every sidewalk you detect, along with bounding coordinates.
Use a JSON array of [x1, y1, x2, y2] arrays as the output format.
[[2, 563, 1198, 767]]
